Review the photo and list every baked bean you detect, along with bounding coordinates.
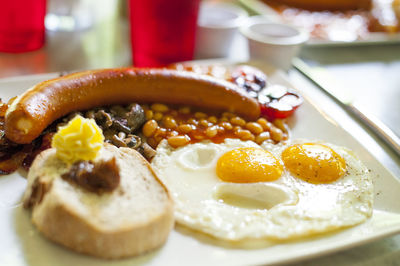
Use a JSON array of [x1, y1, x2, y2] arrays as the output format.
[[194, 112, 207, 119], [142, 103, 289, 148], [219, 122, 233, 130], [153, 112, 163, 121], [145, 110, 153, 120], [267, 121, 274, 130], [177, 124, 195, 133], [142, 120, 158, 137], [222, 112, 235, 118], [235, 129, 255, 141], [168, 130, 179, 137], [230, 116, 246, 126], [168, 135, 190, 148], [151, 103, 169, 113], [192, 132, 205, 140], [245, 122, 263, 135], [255, 132, 270, 145], [147, 137, 158, 148], [270, 127, 283, 142], [217, 126, 225, 133], [256, 118, 270, 131], [206, 126, 218, 138], [163, 116, 177, 129], [154, 127, 167, 137], [179, 106, 191, 114], [154, 128, 168, 143], [208, 116, 218, 124], [199, 119, 212, 127], [187, 118, 199, 126], [233, 126, 242, 133], [273, 119, 287, 132]]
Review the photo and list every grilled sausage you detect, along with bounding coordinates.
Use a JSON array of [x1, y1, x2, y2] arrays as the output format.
[[5, 68, 260, 144]]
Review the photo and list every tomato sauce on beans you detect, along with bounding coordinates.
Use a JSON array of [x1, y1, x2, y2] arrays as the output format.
[[142, 103, 288, 148]]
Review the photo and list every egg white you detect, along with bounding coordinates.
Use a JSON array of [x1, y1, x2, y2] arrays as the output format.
[[151, 138, 373, 242]]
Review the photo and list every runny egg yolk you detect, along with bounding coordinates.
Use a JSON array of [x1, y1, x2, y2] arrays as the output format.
[[282, 143, 346, 184], [216, 147, 283, 183]]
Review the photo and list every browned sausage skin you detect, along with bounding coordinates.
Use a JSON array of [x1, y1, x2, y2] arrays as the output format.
[[5, 68, 260, 144]]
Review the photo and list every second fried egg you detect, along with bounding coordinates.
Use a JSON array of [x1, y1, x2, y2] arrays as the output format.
[[151, 138, 373, 242]]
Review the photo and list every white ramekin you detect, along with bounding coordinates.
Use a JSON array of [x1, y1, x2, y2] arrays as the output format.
[[240, 16, 309, 70]]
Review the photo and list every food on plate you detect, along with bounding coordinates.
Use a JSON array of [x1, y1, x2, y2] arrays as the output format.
[[59, 103, 152, 159], [141, 103, 288, 149], [51, 115, 105, 163], [171, 64, 303, 120], [216, 147, 283, 183], [0, 65, 298, 175], [229, 66, 303, 119], [229, 65, 268, 98], [281, 142, 346, 183], [257, 84, 303, 119], [0, 101, 36, 174], [262, 0, 400, 42], [0, 100, 150, 174], [5, 68, 260, 144], [23, 116, 174, 259], [0, 64, 375, 257], [151, 138, 373, 242]]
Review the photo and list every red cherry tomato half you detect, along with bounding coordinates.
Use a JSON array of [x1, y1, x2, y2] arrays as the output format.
[[258, 85, 303, 120]]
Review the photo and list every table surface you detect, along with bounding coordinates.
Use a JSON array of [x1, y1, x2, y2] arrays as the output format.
[[1, 10, 400, 266]]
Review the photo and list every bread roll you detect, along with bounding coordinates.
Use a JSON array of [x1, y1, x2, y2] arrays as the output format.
[[23, 144, 174, 259]]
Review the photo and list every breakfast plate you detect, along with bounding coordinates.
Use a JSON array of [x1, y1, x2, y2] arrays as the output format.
[[238, 0, 400, 46], [1, 63, 400, 266]]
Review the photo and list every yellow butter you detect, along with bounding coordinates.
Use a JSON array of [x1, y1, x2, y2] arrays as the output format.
[[52, 115, 104, 164]]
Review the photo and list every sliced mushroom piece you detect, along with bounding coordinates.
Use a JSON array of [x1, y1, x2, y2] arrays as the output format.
[[94, 109, 113, 128], [117, 132, 126, 139], [112, 119, 131, 134], [126, 104, 146, 132], [103, 129, 118, 142], [138, 142, 156, 161], [125, 134, 141, 149], [111, 134, 127, 147]]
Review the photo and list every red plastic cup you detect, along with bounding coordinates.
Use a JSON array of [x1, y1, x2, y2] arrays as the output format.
[[129, 0, 200, 67], [0, 0, 46, 53]]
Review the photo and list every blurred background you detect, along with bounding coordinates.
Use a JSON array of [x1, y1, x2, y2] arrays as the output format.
[[0, 0, 128, 77]]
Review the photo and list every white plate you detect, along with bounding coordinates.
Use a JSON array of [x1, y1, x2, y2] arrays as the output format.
[[238, 0, 400, 47], [1, 66, 400, 266]]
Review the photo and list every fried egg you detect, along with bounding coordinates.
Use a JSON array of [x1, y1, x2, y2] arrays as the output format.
[[151, 139, 373, 242]]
